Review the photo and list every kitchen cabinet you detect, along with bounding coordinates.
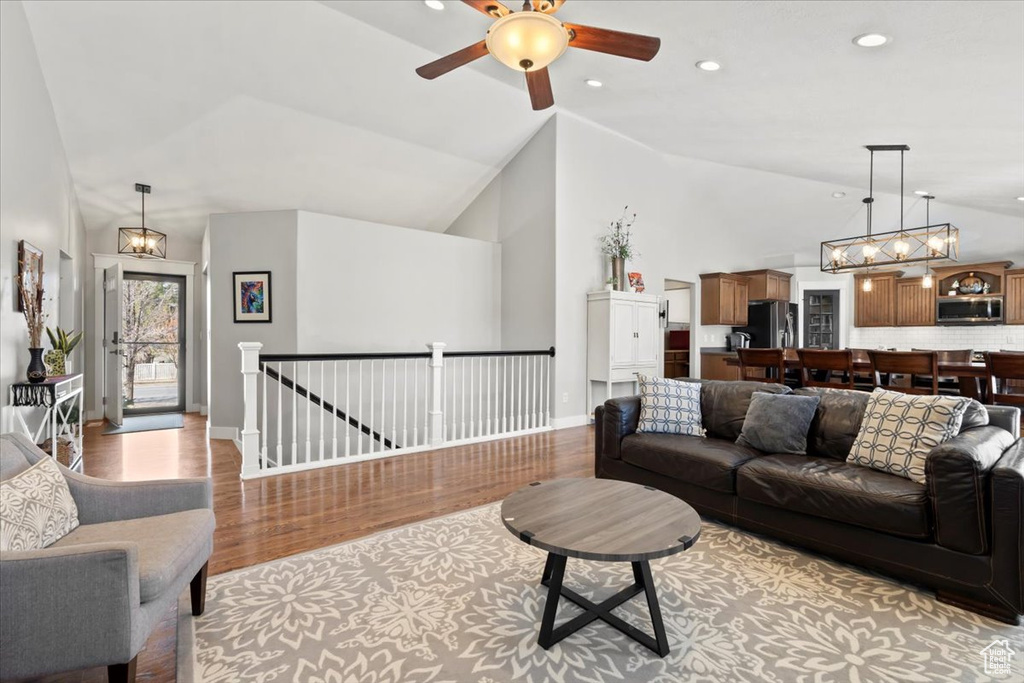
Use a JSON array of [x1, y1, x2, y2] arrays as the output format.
[[664, 350, 690, 378], [896, 277, 936, 327], [734, 269, 792, 301], [700, 352, 741, 381], [700, 273, 749, 326], [853, 272, 900, 327], [1006, 269, 1024, 325], [587, 290, 662, 416]]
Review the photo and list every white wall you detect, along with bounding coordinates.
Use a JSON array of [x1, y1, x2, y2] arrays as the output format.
[[1, 0, 86, 428], [208, 210, 299, 433], [448, 118, 556, 351], [296, 211, 501, 353]]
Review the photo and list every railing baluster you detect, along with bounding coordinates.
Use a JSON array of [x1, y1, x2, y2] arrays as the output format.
[[370, 359, 376, 454], [460, 357, 466, 440], [345, 360, 351, 458], [403, 359, 409, 449], [358, 360, 364, 455], [319, 361, 325, 461], [291, 361, 298, 464], [486, 357, 492, 436], [261, 363, 267, 467], [305, 361, 311, 463], [502, 356, 508, 434], [381, 359, 388, 451], [413, 358, 420, 446], [391, 358, 398, 450], [477, 357, 483, 437], [517, 356, 523, 431], [527, 356, 533, 429], [544, 354, 551, 427], [332, 361, 338, 461], [276, 362, 283, 465]]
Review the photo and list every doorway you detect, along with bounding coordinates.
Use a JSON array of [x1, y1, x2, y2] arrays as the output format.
[[120, 273, 186, 415], [663, 279, 694, 378]]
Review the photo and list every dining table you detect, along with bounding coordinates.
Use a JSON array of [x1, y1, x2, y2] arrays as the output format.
[[722, 353, 990, 400]]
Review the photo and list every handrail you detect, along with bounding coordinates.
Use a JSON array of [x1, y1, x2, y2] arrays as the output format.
[[261, 362, 397, 449], [259, 346, 555, 363]]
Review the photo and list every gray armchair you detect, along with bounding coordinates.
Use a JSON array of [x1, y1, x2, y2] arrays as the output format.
[[0, 433, 215, 683]]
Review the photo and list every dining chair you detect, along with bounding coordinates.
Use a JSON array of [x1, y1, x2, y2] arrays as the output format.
[[797, 349, 855, 389], [868, 350, 939, 395], [737, 348, 786, 384], [912, 348, 974, 394], [985, 352, 1024, 414], [847, 348, 877, 390]]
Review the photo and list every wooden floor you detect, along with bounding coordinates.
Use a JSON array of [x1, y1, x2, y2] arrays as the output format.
[[27, 414, 595, 682]]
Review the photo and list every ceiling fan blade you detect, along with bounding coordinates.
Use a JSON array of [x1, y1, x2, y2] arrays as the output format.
[[415, 40, 489, 80], [564, 23, 661, 61], [533, 0, 566, 12], [526, 68, 554, 110], [461, 0, 512, 18]]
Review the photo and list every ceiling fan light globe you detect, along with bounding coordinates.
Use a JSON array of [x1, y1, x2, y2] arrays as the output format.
[[486, 11, 569, 72]]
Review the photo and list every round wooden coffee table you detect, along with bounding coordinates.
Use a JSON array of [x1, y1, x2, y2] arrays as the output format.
[[501, 478, 701, 657]]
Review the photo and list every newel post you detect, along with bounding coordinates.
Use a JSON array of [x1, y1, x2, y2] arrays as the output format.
[[238, 342, 263, 479], [427, 342, 447, 446]]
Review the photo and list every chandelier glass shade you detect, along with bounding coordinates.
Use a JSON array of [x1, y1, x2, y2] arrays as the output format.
[[117, 183, 166, 259], [485, 11, 569, 72]]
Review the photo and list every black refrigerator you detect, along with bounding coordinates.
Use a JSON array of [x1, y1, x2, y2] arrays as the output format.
[[733, 301, 799, 348]]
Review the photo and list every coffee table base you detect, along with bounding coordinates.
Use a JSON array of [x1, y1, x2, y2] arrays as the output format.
[[537, 552, 670, 657]]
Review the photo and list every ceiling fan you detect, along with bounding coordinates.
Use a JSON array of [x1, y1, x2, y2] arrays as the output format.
[[415, 0, 661, 110]]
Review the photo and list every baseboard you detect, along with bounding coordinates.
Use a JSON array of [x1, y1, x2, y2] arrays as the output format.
[[208, 425, 238, 441], [199, 405, 208, 416], [551, 414, 589, 430], [233, 438, 243, 455], [86, 409, 103, 422]]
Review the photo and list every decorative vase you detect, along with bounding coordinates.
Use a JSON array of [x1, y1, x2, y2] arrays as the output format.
[[612, 257, 627, 292], [44, 349, 66, 376], [27, 347, 47, 383]]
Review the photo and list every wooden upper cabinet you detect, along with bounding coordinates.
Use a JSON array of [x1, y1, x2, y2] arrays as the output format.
[[700, 273, 749, 326], [896, 277, 936, 326], [854, 272, 900, 327], [734, 269, 792, 301], [1006, 269, 1024, 325]]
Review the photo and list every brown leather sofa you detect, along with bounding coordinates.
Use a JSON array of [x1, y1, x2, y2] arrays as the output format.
[[594, 380, 1024, 624]]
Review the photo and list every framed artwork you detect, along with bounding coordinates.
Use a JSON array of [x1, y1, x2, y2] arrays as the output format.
[[17, 240, 43, 312], [628, 272, 645, 293], [233, 271, 272, 323]]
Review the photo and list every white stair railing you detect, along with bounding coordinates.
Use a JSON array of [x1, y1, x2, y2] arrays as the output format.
[[238, 342, 555, 479]]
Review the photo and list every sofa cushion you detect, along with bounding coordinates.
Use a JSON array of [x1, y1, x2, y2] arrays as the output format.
[[795, 387, 870, 460], [736, 392, 820, 455], [51, 508, 215, 602], [847, 389, 970, 484], [636, 375, 704, 436], [0, 456, 79, 551], [621, 433, 763, 493], [737, 455, 931, 540], [960, 399, 989, 431], [698, 380, 792, 441], [0, 438, 34, 481]]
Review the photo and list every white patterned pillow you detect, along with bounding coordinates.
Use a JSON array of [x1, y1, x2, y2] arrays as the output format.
[[0, 456, 79, 551], [846, 388, 969, 485], [636, 375, 705, 436]]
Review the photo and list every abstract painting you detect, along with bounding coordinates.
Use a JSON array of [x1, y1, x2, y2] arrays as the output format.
[[628, 271, 645, 293], [233, 271, 272, 323]]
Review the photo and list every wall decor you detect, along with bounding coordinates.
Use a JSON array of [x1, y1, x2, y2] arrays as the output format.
[[629, 271, 645, 293], [233, 271, 272, 323], [16, 240, 43, 312]]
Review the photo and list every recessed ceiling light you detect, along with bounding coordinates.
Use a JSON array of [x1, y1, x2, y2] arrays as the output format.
[[1017, 196, 1024, 201], [914, 190, 929, 196], [853, 33, 890, 48], [424, 0, 444, 10], [585, 79, 603, 88], [695, 60, 721, 72], [832, 192, 846, 198]]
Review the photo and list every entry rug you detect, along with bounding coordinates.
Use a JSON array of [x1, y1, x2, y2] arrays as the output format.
[[179, 504, 1022, 682]]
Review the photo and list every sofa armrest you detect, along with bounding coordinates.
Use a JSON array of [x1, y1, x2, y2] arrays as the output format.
[[64, 472, 213, 525], [985, 405, 1021, 439], [600, 396, 641, 461], [926, 426, 1015, 554], [989, 438, 1024, 615], [0, 543, 139, 679]]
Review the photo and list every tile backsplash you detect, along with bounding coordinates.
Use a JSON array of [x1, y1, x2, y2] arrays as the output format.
[[849, 325, 1024, 352]]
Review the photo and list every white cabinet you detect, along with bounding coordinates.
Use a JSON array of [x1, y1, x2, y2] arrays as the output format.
[[587, 290, 662, 418]]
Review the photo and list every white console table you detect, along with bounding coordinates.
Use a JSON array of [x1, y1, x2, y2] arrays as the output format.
[[9, 373, 84, 472]]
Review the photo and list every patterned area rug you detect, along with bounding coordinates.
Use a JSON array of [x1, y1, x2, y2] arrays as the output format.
[[180, 504, 1023, 682]]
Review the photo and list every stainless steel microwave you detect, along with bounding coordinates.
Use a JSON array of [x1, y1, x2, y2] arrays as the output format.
[[936, 296, 1004, 325]]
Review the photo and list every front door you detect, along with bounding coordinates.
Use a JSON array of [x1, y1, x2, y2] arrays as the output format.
[[121, 273, 186, 415], [103, 263, 124, 426]]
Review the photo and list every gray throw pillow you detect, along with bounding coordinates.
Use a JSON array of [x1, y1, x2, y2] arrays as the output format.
[[736, 392, 821, 455]]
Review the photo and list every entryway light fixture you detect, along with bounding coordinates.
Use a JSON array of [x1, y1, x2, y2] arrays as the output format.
[[820, 145, 959, 276], [118, 183, 167, 259]]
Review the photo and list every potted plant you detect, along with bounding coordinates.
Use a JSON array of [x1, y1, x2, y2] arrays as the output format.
[[600, 206, 639, 292], [45, 326, 83, 376], [16, 255, 47, 383]]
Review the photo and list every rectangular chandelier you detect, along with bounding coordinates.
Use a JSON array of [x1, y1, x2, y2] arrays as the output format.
[[118, 226, 167, 259], [820, 223, 959, 274]]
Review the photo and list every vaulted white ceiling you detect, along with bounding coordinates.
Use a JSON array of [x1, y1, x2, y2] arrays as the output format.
[[22, 0, 1024, 243]]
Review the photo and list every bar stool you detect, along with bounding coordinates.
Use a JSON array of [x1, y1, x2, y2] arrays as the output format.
[[737, 348, 786, 384], [912, 348, 973, 394], [985, 352, 1024, 416], [868, 350, 939, 395], [797, 349, 855, 389], [848, 348, 876, 390]]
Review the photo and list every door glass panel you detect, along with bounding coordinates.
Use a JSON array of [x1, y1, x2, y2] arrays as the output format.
[[122, 276, 183, 413]]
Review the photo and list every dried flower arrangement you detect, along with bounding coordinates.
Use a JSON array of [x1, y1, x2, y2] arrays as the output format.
[[600, 206, 639, 260], [17, 253, 46, 348]]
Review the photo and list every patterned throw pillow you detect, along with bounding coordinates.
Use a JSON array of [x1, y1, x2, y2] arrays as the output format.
[[636, 375, 704, 436], [0, 456, 79, 551], [846, 388, 970, 485]]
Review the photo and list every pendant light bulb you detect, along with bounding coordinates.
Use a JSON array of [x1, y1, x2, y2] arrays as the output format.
[[922, 272, 933, 289], [862, 278, 873, 293]]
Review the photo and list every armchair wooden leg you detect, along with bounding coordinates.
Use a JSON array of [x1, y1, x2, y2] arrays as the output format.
[[190, 561, 209, 616], [108, 655, 137, 683]]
